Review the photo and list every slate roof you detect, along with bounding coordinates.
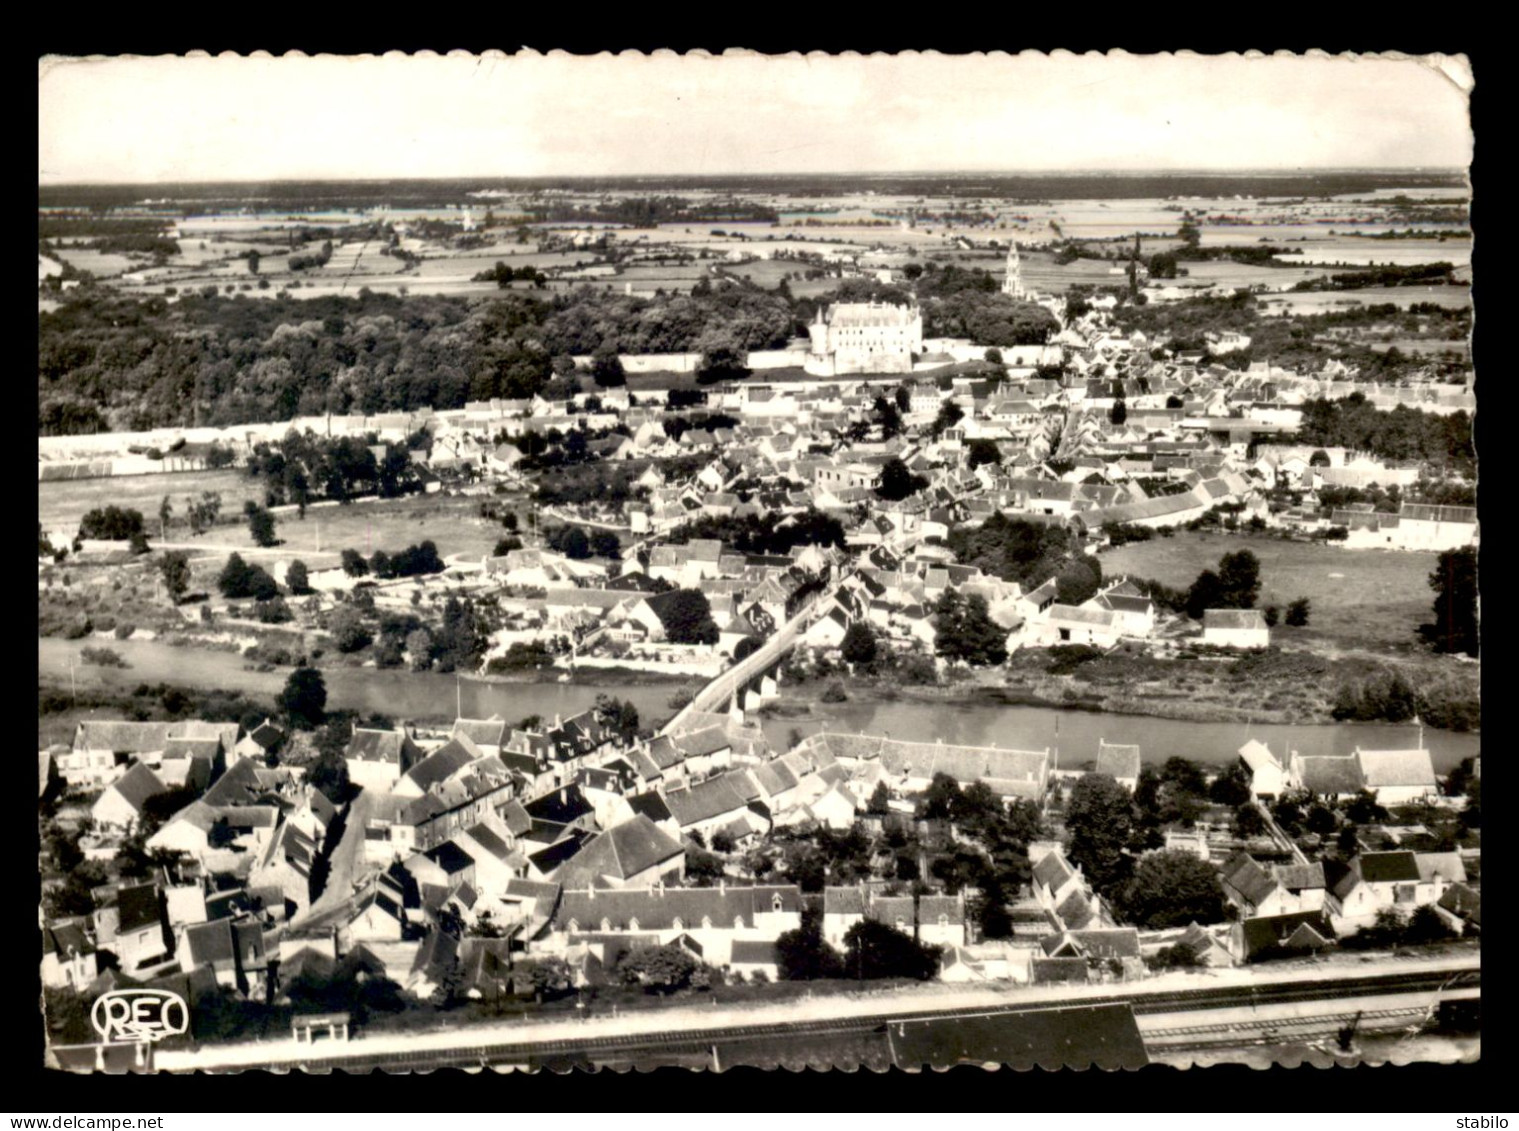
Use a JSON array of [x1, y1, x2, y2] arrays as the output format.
[[1032, 851, 1075, 893], [663, 776, 751, 827], [729, 939, 781, 965], [1273, 863, 1326, 892], [552, 816, 683, 886], [402, 738, 479, 793], [116, 883, 163, 935], [1221, 853, 1280, 910], [1357, 851, 1421, 884], [1438, 882, 1480, 926], [1238, 910, 1335, 961], [627, 791, 675, 825], [107, 762, 169, 813]]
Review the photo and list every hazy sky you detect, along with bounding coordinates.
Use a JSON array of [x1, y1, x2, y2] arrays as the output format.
[[39, 51, 1473, 183]]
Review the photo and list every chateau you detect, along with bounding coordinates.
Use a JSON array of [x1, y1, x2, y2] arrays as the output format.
[[806, 301, 922, 377]]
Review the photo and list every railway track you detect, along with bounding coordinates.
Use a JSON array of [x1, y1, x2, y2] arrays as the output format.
[[180, 963, 1478, 1073]]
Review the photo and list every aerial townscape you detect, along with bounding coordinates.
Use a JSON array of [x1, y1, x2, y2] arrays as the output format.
[[38, 53, 1478, 1075]]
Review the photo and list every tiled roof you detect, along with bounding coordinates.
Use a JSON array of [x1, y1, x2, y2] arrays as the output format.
[[1356, 748, 1436, 789], [1094, 742, 1141, 781], [1293, 754, 1365, 797], [554, 883, 802, 931], [1203, 609, 1267, 631]]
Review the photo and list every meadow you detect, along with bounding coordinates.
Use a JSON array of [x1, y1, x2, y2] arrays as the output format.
[[1098, 531, 1439, 651]]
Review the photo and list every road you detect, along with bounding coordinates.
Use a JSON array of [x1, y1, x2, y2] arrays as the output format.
[[152, 948, 1477, 1073]]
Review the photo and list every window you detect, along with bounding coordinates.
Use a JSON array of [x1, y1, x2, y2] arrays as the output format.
[[772, 893, 784, 913]]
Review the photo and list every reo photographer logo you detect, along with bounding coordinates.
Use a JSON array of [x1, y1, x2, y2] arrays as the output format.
[[90, 989, 189, 1044]]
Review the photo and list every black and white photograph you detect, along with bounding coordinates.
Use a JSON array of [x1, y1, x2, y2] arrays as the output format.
[[36, 49, 1478, 1077]]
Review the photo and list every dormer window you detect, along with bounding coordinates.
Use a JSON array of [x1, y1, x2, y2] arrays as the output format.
[[772, 894, 784, 913]]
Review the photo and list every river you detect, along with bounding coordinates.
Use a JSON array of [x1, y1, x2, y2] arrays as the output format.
[[41, 637, 1478, 772], [39, 636, 691, 733]]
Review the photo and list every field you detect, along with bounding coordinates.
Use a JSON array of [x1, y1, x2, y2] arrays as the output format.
[[191, 491, 521, 563], [1098, 531, 1439, 651], [1258, 286, 1472, 315], [38, 468, 266, 537]]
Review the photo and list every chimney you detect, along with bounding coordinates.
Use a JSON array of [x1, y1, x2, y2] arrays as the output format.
[[718, 878, 725, 896]]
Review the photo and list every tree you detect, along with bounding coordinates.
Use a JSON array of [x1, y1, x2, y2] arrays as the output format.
[[1119, 849, 1226, 928], [590, 530, 622, 559], [918, 772, 962, 821], [842, 919, 941, 981], [307, 744, 351, 805], [933, 590, 1008, 667], [1110, 399, 1128, 426], [158, 495, 172, 539], [1064, 774, 1134, 894], [618, 944, 702, 994], [158, 551, 191, 604], [278, 666, 327, 730], [1285, 598, 1311, 627], [776, 909, 846, 980], [405, 628, 434, 671], [840, 621, 878, 667], [1234, 803, 1266, 838], [549, 525, 592, 560], [930, 401, 964, 439], [286, 560, 312, 595], [1423, 545, 1478, 657], [1209, 762, 1252, 807], [186, 492, 222, 536], [329, 607, 373, 653], [526, 957, 575, 1001], [1185, 569, 1224, 621], [656, 589, 720, 646], [217, 553, 252, 597], [866, 781, 891, 816], [872, 395, 903, 439], [340, 549, 369, 577], [590, 345, 626, 388], [875, 458, 924, 502], [1263, 604, 1280, 628], [1217, 550, 1261, 609], [965, 438, 1002, 469]]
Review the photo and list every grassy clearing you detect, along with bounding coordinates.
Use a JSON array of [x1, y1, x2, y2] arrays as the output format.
[[1099, 531, 1438, 650]]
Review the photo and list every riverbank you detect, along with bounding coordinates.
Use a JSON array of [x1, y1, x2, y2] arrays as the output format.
[[768, 644, 1480, 734]]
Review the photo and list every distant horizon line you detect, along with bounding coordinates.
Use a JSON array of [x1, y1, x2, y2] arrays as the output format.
[[37, 167, 1471, 188]]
